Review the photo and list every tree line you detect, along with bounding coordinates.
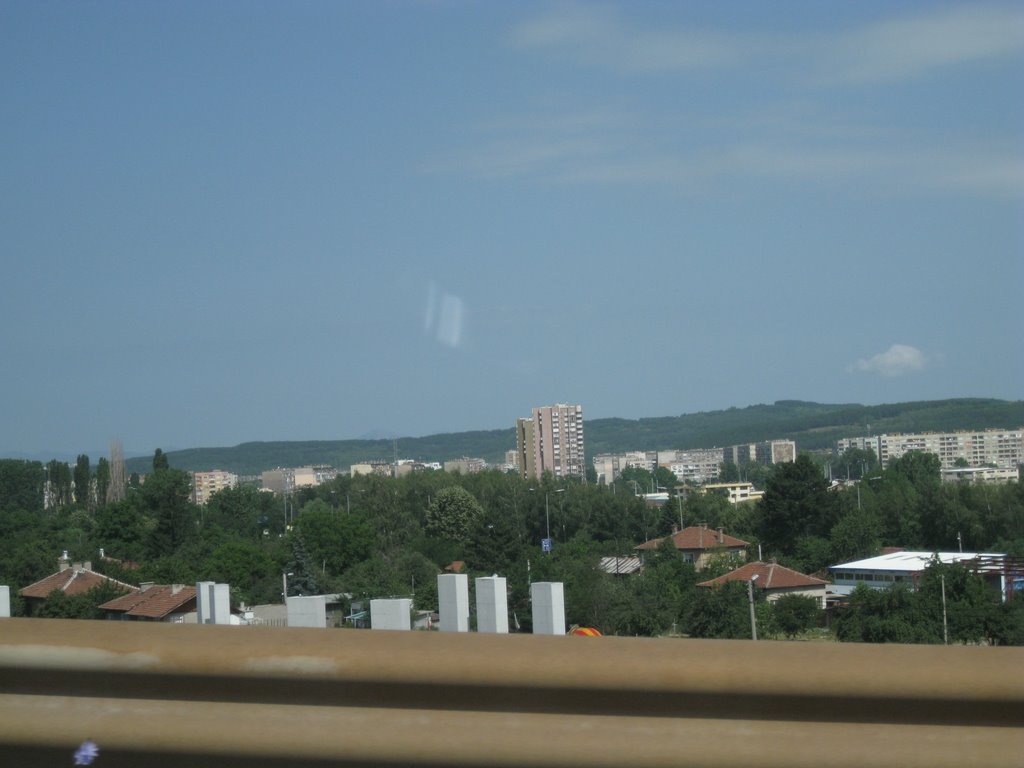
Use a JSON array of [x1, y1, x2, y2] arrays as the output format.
[[0, 449, 1021, 642]]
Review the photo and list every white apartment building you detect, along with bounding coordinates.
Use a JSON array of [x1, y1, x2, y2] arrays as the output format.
[[593, 451, 658, 485], [723, 440, 797, 466], [517, 404, 585, 481], [838, 429, 1024, 469], [192, 470, 239, 505], [661, 448, 725, 484]]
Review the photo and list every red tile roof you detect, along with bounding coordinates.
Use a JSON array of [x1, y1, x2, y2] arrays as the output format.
[[697, 561, 829, 590], [99, 584, 197, 619], [635, 525, 749, 552], [20, 567, 138, 599]]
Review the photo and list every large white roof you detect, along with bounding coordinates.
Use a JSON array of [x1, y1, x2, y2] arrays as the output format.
[[830, 551, 1003, 573]]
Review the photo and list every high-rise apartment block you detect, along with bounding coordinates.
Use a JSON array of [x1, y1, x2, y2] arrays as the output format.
[[192, 470, 238, 505], [838, 430, 1024, 470], [516, 404, 585, 481]]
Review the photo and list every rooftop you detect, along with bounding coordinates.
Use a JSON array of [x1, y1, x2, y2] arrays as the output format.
[[830, 551, 1002, 573], [635, 524, 749, 552], [698, 561, 828, 590], [99, 584, 197, 619], [20, 565, 138, 600]]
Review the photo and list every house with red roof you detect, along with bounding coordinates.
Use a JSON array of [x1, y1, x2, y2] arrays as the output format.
[[20, 556, 138, 616], [697, 561, 828, 608], [99, 583, 198, 623], [635, 524, 749, 571]]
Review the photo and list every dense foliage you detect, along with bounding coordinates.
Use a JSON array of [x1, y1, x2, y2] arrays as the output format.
[[2, 446, 1023, 643]]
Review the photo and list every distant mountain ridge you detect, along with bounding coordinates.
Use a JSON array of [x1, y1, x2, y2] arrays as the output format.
[[121, 398, 1024, 476]]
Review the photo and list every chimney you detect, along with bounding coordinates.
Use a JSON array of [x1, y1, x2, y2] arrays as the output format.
[[717, 527, 724, 543], [171, 584, 184, 595], [59, 551, 70, 572], [140, 582, 155, 592], [671, 524, 679, 534], [99, 547, 105, 558], [83, 561, 91, 571]]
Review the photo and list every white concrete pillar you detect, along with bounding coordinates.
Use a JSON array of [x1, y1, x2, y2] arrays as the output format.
[[437, 573, 469, 632], [0, 586, 10, 618], [475, 576, 508, 634], [531, 582, 565, 635], [287, 595, 328, 628], [209, 583, 232, 625], [370, 598, 412, 630], [196, 581, 215, 624]]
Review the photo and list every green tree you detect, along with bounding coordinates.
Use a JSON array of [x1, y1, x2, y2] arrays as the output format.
[[73, 454, 91, 507], [887, 451, 941, 492], [294, 499, 374, 577], [93, 499, 149, 562], [152, 448, 170, 472], [772, 594, 822, 639], [203, 540, 279, 605], [757, 455, 838, 556], [205, 485, 280, 540], [685, 581, 756, 639], [35, 581, 132, 619], [284, 532, 319, 596], [95, 457, 110, 507], [143, 468, 197, 558], [719, 460, 740, 483], [0, 459, 45, 514], [46, 460, 73, 509], [425, 486, 483, 544]]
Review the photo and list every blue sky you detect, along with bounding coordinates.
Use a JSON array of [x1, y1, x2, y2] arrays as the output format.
[[2, 1, 1022, 458]]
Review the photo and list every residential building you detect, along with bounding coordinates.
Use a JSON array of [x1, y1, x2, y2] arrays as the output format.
[[635, 524, 749, 571], [99, 583, 197, 623], [262, 465, 339, 494], [504, 450, 519, 473], [261, 468, 291, 495], [661, 448, 724, 484], [941, 466, 1020, 484], [395, 461, 431, 478], [591, 451, 661, 485], [723, 440, 797, 466], [837, 429, 1024, 469], [444, 457, 487, 474], [19, 554, 138, 616], [350, 461, 393, 478], [192, 470, 238, 505], [517, 404, 585, 481], [698, 562, 828, 608], [698, 481, 765, 504]]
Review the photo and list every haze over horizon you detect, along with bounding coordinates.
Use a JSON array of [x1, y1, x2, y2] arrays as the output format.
[[2, 2, 1022, 458]]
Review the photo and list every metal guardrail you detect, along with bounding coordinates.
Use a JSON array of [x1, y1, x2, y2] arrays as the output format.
[[0, 618, 1021, 767]]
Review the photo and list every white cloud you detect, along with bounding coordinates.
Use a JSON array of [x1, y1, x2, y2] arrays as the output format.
[[851, 345, 928, 377], [825, 5, 1024, 84], [509, 3, 1024, 82], [508, 4, 747, 72]]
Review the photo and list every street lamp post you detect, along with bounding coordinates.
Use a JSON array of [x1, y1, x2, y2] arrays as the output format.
[[748, 574, 759, 641], [282, 571, 294, 602]]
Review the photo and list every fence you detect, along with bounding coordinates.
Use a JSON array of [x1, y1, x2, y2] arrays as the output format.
[[0, 617, 1021, 767]]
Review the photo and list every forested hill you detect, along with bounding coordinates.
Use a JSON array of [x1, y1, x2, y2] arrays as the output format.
[[125, 398, 1024, 475]]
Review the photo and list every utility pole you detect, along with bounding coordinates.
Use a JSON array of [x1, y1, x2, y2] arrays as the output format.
[[941, 574, 949, 645], [747, 575, 759, 641]]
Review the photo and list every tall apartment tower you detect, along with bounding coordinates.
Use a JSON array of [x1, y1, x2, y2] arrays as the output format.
[[517, 404, 585, 481]]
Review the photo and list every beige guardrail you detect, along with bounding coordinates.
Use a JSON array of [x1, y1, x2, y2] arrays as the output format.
[[0, 618, 1021, 767]]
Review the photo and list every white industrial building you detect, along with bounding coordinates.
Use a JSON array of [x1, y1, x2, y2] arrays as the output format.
[[829, 551, 1013, 600]]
